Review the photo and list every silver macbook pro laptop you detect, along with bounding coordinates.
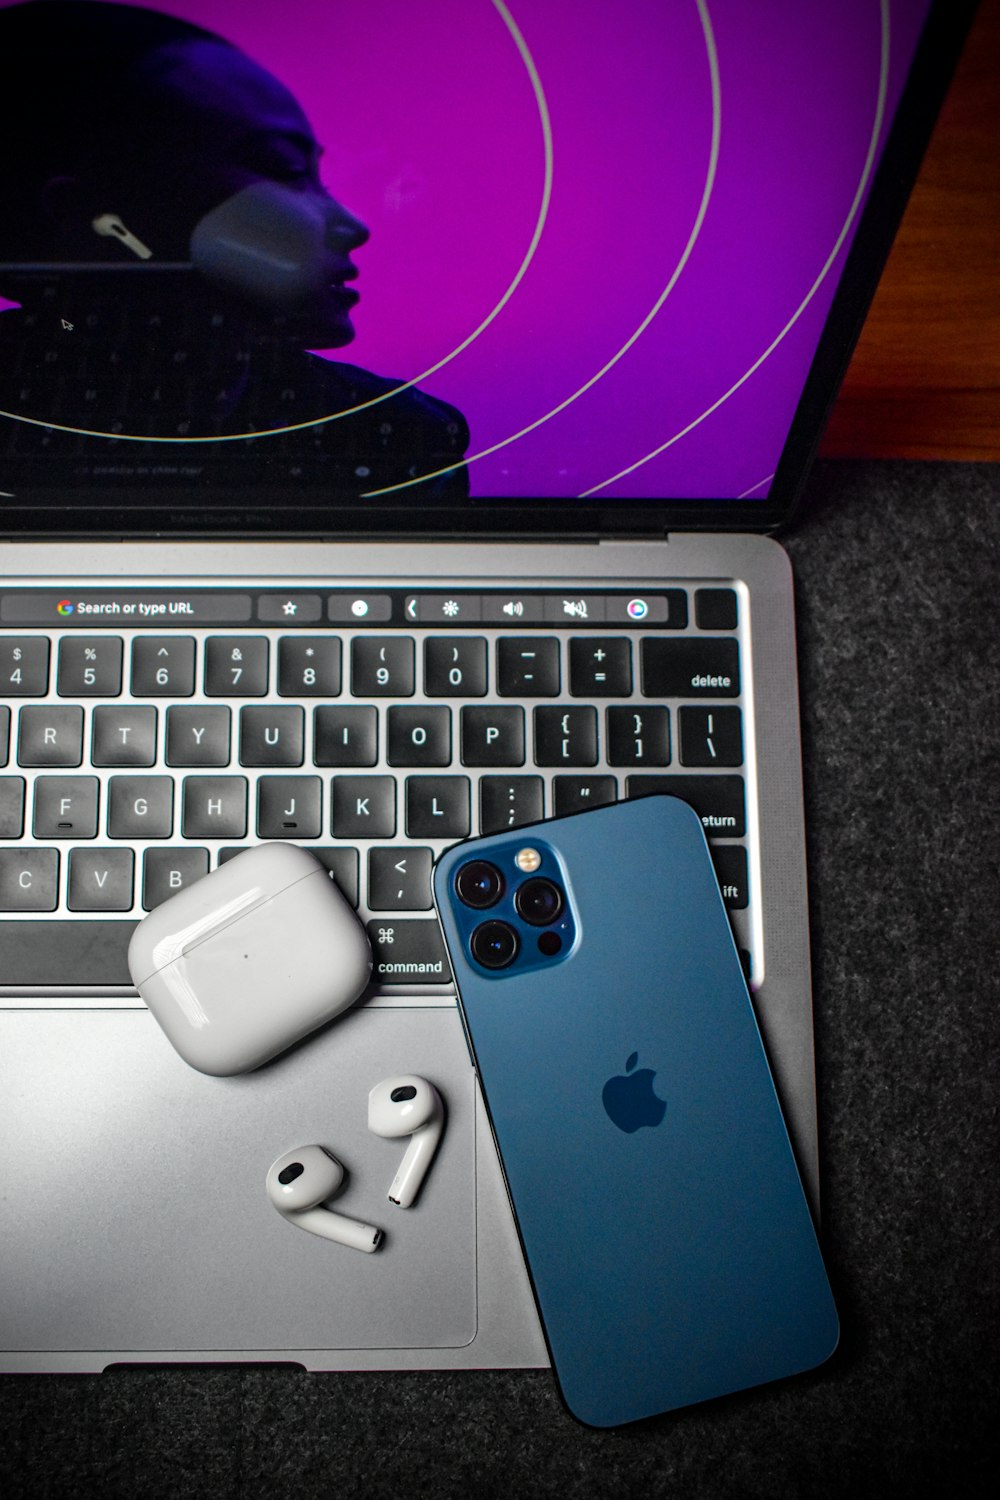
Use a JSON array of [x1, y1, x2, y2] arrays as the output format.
[[0, 0, 969, 1372]]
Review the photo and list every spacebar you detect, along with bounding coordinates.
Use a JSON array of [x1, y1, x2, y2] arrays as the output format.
[[0, 921, 139, 987]]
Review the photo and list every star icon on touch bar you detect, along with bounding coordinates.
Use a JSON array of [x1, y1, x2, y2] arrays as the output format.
[[282, 601, 298, 616]]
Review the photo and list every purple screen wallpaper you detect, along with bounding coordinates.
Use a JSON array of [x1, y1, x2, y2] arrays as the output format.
[[0, 0, 932, 502]]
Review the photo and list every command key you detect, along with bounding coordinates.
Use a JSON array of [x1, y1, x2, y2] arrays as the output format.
[[366, 918, 452, 983]]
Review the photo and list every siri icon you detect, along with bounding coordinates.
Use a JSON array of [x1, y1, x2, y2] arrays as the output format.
[[602, 1052, 667, 1133], [626, 598, 648, 620]]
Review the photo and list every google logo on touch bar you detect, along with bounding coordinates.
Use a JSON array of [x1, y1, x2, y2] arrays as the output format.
[[56, 600, 74, 615]]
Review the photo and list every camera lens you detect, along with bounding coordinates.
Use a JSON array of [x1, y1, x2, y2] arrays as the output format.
[[470, 920, 520, 970], [455, 860, 505, 910], [514, 877, 564, 927]]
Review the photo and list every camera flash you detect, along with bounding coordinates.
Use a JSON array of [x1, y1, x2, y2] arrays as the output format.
[[515, 847, 542, 873]]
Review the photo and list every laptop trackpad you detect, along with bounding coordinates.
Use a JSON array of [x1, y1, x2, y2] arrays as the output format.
[[1, 1006, 477, 1358]]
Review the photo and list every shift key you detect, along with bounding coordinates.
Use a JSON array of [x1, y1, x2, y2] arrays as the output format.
[[366, 919, 452, 984]]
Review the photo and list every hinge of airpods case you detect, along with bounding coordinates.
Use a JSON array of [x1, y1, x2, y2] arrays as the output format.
[[128, 843, 372, 1075]]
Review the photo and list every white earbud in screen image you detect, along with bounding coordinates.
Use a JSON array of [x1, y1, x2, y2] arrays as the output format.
[[91, 212, 154, 260], [367, 1076, 445, 1208], [266, 1145, 383, 1253]]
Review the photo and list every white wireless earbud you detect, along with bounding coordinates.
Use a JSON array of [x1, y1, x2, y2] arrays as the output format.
[[91, 212, 154, 260], [266, 1144, 383, 1253], [368, 1076, 445, 1208]]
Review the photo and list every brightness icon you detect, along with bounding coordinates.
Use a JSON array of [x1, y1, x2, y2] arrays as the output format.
[[442, 600, 460, 617]]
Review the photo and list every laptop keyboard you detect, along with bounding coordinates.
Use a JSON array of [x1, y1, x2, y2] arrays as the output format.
[[0, 584, 753, 995]]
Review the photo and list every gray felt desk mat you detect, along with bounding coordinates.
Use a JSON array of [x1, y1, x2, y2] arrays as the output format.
[[2, 460, 998, 1498]]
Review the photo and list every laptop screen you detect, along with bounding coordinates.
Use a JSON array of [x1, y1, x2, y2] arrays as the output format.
[[0, 1, 944, 532]]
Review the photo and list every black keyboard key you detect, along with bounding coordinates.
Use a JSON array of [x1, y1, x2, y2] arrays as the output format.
[[217, 847, 252, 865], [641, 638, 740, 698], [0, 849, 59, 910], [626, 774, 746, 838], [142, 847, 210, 910], [366, 919, 451, 984], [1, 637, 49, 696], [131, 637, 196, 697], [92, 706, 157, 767], [277, 635, 342, 697], [534, 707, 598, 767], [552, 776, 617, 816], [694, 588, 738, 630], [479, 775, 544, 834], [68, 848, 135, 912], [57, 636, 123, 697], [387, 706, 451, 767], [257, 775, 322, 838], [497, 637, 560, 697], [17, 706, 84, 767], [606, 706, 670, 767], [711, 845, 749, 909], [314, 706, 378, 767], [352, 637, 415, 697], [679, 706, 743, 767], [569, 638, 631, 697], [332, 776, 396, 838], [460, 706, 525, 767], [165, 706, 231, 767], [204, 636, 269, 696], [368, 847, 434, 911], [405, 776, 470, 838], [0, 919, 137, 983], [0, 777, 25, 837], [181, 776, 247, 838], [0, 706, 8, 764], [108, 776, 174, 838], [425, 637, 487, 697], [239, 706, 305, 767], [311, 847, 360, 908], [33, 776, 99, 838]]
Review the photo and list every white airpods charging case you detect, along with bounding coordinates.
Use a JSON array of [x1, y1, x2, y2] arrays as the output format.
[[128, 843, 372, 1075]]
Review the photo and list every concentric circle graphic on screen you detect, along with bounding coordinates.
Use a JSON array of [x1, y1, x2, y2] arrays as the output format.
[[0, 0, 933, 500], [360, 0, 905, 502]]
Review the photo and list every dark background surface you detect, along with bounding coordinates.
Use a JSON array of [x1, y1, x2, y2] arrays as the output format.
[[1, 458, 998, 1497], [822, 0, 1000, 462]]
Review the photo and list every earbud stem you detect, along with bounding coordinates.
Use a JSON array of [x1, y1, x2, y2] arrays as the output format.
[[388, 1119, 444, 1208], [288, 1206, 383, 1253]]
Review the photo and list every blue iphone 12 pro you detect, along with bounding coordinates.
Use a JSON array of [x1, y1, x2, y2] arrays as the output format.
[[434, 795, 838, 1428]]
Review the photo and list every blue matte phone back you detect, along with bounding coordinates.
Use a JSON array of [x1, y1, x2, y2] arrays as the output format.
[[434, 796, 838, 1428]]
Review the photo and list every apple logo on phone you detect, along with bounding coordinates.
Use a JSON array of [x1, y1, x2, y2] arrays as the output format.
[[602, 1052, 667, 1133]]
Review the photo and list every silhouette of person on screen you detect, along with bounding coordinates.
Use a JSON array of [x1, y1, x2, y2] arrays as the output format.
[[0, 0, 470, 500]]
